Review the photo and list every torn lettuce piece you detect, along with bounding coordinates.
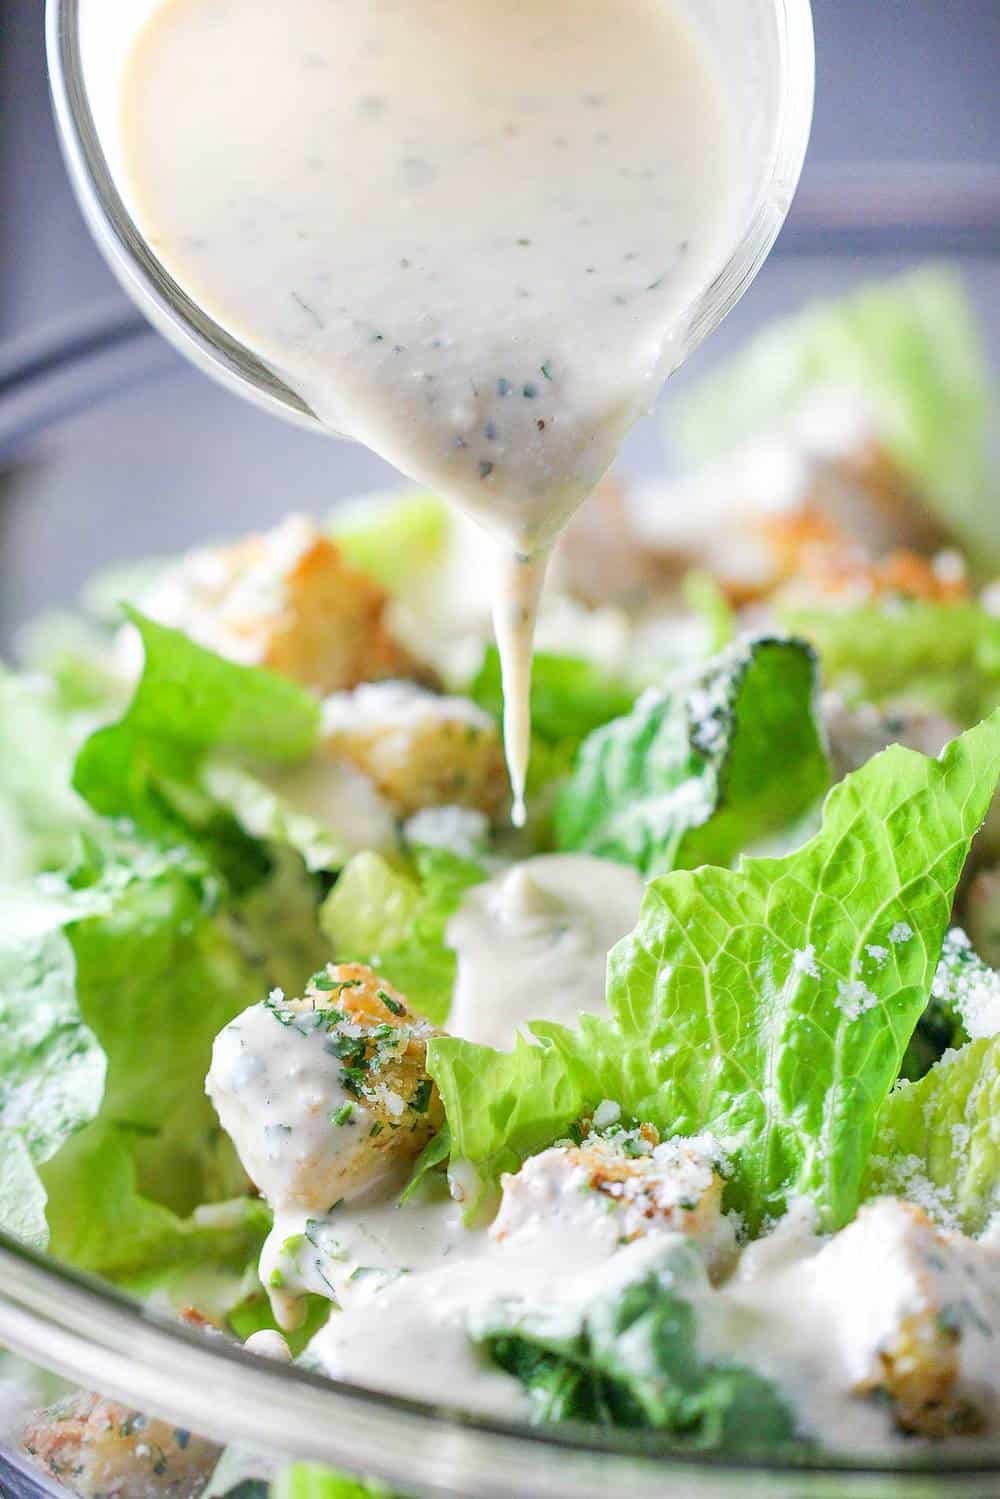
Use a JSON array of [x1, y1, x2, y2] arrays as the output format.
[[0, 833, 269, 1289], [42, 1127, 269, 1296], [867, 1035, 1000, 1234], [0, 671, 98, 883], [320, 848, 485, 1025], [671, 268, 999, 566], [554, 636, 829, 876], [74, 610, 320, 832], [779, 599, 1000, 725], [475, 1240, 798, 1447], [428, 714, 1000, 1229], [329, 490, 450, 594]]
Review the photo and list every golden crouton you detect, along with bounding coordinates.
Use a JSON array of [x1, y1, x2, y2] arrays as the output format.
[[493, 1125, 736, 1277], [22, 1392, 220, 1499], [139, 515, 431, 695], [322, 681, 508, 819], [207, 964, 443, 1216]]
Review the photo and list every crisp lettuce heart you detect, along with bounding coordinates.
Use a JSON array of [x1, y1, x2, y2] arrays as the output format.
[[866, 1034, 1000, 1234], [428, 714, 1000, 1230]]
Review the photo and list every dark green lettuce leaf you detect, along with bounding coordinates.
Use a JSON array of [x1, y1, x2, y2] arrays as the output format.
[[554, 636, 829, 876], [469, 645, 636, 749], [475, 1240, 798, 1449], [74, 610, 320, 831]]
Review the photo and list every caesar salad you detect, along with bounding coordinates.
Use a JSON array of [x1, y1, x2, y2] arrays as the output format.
[[5, 269, 1000, 1498]]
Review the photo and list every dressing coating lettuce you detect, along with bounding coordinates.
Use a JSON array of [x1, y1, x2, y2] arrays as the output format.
[[428, 714, 1000, 1230], [475, 1240, 797, 1447], [554, 636, 829, 876]]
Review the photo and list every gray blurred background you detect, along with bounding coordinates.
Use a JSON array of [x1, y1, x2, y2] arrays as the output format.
[[1, 0, 998, 641]]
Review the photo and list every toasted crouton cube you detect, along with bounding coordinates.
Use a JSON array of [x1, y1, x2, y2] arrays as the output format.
[[22, 1392, 219, 1499], [812, 1199, 999, 1437], [493, 1125, 736, 1277], [136, 515, 430, 694], [322, 680, 508, 819], [207, 963, 443, 1216]]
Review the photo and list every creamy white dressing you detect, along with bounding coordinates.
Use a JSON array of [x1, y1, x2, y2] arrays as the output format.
[[117, 0, 737, 799], [209, 986, 1000, 1450], [447, 854, 644, 1048]]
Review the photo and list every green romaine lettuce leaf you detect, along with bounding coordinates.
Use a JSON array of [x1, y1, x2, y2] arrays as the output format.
[[0, 671, 97, 882], [0, 834, 270, 1288], [42, 1127, 268, 1289], [475, 1240, 797, 1447], [671, 268, 999, 566], [428, 714, 1000, 1229], [779, 599, 1000, 725], [320, 848, 485, 1024], [866, 1035, 1000, 1234], [74, 610, 320, 830], [329, 491, 449, 593], [554, 636, 829, 876]]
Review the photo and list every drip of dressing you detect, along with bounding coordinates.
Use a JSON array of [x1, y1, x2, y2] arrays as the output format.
[[117, 0, 736, 805]]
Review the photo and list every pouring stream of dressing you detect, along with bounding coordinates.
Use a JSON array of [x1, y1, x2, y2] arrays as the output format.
[[117, 0, 737, 805]]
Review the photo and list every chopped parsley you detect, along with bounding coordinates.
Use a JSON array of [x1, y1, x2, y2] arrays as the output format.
[[411, 1078, 433, 1114]]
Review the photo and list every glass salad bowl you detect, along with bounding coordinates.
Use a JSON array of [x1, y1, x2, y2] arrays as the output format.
[[2, 190, 1000, 1497]]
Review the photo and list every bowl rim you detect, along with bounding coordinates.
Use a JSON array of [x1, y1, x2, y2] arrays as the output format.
[[4, 1228, 1000, 1495]]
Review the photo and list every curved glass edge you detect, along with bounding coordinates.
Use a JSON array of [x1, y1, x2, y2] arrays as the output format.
[[3, 1232, 1000, 1498], [682, 0, 815, 357], [45, 0, 319, 435], [46, 0, 814, 442]]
